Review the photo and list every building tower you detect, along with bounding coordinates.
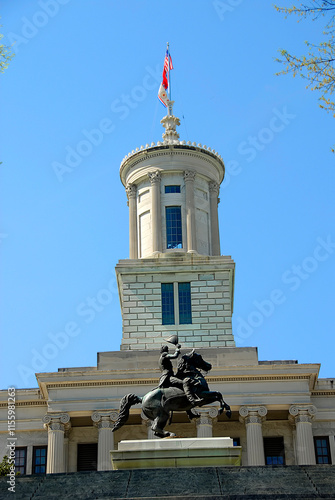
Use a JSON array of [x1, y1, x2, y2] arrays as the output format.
[[116, 103, 235, 350]]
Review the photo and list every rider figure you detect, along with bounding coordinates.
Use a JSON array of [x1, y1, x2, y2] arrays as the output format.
[[158, 344, 181, 388], [158, 344, 201, 407]]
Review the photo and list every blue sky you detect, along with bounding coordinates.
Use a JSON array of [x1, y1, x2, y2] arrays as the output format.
[[1, 0, 334, 389]]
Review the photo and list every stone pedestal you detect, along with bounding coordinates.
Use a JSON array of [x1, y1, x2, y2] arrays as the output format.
[[111, 437, 241, 469], [92, 411, 119, 471], [42, 413, 70, 474], [289, 404, 317, 465], [239, 406, 267, 466]]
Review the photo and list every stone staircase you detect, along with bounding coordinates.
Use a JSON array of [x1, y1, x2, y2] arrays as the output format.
[[0, 466, 334, 499]]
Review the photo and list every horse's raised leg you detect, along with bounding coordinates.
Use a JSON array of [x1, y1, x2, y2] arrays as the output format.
[[151, 410, 175, 438], [216, 391, 231, 418]]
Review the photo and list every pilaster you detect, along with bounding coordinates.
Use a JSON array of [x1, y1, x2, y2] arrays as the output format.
[[209, 181, 220, 255], [184, 170, 197, 253], [42, 413, 71, 474], [289, 404, 317, 465], [239, 406, 267, 466], [126, 183, 138, 259], [92, 411, 119, 471], [148, 170, 162, 253]]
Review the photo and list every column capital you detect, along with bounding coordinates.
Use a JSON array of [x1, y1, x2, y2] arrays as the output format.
[[42, 413, 71, 432], [148, 170, 161, 184], [91, 411, 118, 429], [289, 404, 317, 424], [126, 183, 137, 199], [183, 170, 196, 182], [239, 405, 267, 424], [209, 181, 220, 196]]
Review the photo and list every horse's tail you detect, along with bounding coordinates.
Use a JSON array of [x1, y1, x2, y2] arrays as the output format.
[[112, 394, 142, 432]]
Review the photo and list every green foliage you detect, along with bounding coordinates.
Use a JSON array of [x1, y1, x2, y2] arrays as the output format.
[[275, 1, 335, 151], [0, 23, 15, 73], [0, 455, 12, 476]]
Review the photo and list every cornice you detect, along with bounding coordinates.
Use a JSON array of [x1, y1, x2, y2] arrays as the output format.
[[0, 400, 47, 408], [311, 391, 335, 397], [120, 145, 224, 186], [36, 373, 314, 392]]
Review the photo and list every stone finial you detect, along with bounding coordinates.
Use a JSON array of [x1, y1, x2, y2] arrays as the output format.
[[160, 101, 180, 143]]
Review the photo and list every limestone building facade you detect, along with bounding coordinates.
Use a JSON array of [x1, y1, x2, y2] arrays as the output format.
[[0, 105, 334, 475]]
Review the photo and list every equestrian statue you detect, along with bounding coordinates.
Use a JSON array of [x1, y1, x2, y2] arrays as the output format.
[[112, 335, 231, 438]]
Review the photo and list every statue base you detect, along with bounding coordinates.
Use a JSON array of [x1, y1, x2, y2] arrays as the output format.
[[111, 437, 241, 470]]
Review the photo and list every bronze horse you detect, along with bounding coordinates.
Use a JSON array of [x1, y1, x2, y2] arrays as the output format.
[[112, 350, 231, 438]]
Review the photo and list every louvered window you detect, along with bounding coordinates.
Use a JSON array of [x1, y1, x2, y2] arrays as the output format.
[[264, 437, 285, 465], [77, 443, 98, 471]]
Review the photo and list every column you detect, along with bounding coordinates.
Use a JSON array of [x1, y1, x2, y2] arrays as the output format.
[[289, 405, 317, 465], [196, 407, 218, 438], [141, 412, 155, 439], [42, 413, 70, 474], [239, 406, 267, 466], [184, 170, 197, 253], [148, 170, 162, 253], [209, 181, 220, 256], [126, 184, 138, 259], [92, 411, 118, 471]]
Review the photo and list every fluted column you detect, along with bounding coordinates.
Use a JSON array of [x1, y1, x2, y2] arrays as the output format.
[[239, 406, 267, 466], [126, 184, 138, 259], [141, 411, 155, 439], [184, 170, 197, 253], [148, 170, 162, 254], [209, 181, 220, 255], [92, 411, 118, 471], [289, 405, 317, 465], [42, 413, 71, 474], [196, 407, 218, 438]]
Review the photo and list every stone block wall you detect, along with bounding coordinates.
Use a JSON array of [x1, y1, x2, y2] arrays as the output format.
[[118, 263, 235, 350]]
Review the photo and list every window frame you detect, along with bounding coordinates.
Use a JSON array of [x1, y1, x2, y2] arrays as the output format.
[[161, 282, 192, 326], [165, 205, 183, 250], [165, 185, 181, 194], [161, 283, 175, 325], [15, 446, 27, 475], [32, 445, 47, 474], [314, 436, 332, 464]]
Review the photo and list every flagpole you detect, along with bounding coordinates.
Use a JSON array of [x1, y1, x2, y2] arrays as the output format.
[[167, 42, 171, 116]]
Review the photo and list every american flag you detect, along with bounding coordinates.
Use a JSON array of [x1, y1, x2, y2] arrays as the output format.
[[158, 49, 173, 108]]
